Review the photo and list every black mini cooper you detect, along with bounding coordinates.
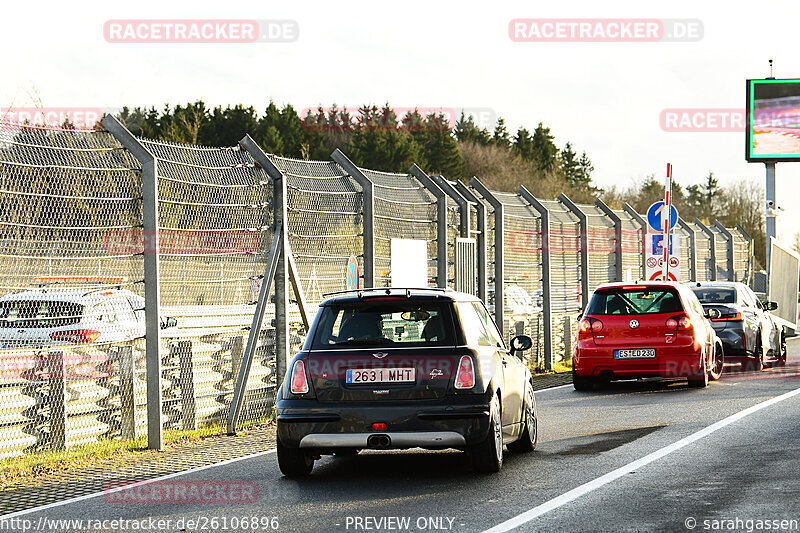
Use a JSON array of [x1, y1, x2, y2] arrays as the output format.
[[275, 288, 538, 476]]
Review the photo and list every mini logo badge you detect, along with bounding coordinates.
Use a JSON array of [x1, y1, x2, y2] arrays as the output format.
[[372, 352, 388, 359], [629, 320, 640, 329]]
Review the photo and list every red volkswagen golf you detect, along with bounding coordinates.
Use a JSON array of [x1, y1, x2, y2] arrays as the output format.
[[573, 282, 724, 390]]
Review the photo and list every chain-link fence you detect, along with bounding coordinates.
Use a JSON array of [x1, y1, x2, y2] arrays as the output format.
[[0, 115, 756, 459]]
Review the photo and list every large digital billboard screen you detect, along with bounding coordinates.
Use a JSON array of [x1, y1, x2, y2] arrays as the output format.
[[746, 78, 800, 162]]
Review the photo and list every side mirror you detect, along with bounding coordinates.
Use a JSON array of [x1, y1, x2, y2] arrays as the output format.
[[704, 308, 721, 320], [510, 335, 533, 358], [765, 301, 778, 311]]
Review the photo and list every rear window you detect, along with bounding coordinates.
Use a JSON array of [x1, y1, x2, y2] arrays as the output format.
[[691, 287, 736, 305], [586, 288, 683, 316], [311, 301, 455, 349], [0, 300, 84, 328]]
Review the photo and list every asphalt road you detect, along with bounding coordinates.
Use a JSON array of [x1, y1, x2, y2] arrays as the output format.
[[7, 340, 800, 533]]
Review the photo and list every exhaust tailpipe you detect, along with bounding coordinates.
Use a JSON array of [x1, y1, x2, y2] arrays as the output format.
[[367, 434, 391, 449]]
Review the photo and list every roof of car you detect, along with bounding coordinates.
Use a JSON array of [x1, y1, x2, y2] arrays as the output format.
[[594, 281, 684, 291], [691, 281, 741, 288], [320, 287, 479, 306]]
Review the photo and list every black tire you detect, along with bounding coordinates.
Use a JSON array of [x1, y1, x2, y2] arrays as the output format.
[[277, 436, 314, 477], [708, 343, 724, 381], [751, 334, 764, 372], [778, 330, 788, 367], [687, 353, 709, 388], [472, 395, 503, 473], [508, 386, 537, 453], [572, 367, 595, 391]]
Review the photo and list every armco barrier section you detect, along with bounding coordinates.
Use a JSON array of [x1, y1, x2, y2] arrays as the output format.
[[0, 116, 754, 458]]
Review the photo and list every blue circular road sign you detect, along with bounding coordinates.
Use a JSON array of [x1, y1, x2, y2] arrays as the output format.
[[646, 202, 679, 232]]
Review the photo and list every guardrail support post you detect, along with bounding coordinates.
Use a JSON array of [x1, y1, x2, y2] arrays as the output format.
[[558, 194, 589, 310], [676, 218, 698, 282], [595, 199, 623, 282], [331, 149, 374, 288], [119, 345, 136, 440], [695, 219, 717, 281], [175, 341, 196, 431], [517, 186, 554, 371], [714, 221, 736, 281], [48, 351, 66, 451], [409, 165, 448, 288], [736, 224, 754, 285], [103, 114, 163, 450], [470, 178, 505, 335], [454, 181, 488, 303]]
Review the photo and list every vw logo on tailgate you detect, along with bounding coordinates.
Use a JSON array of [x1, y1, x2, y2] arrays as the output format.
[[629, 319, 639, 329]]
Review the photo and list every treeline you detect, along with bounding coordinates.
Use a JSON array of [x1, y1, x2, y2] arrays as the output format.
[[604, 173, 767, 269], [115, 101, 600, 202]]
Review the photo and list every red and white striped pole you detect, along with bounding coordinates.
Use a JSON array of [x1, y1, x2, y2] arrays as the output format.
[[662, 163, 672, 281]]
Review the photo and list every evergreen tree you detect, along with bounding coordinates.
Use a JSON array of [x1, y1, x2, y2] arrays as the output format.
[[492, 118, 511, 149], [454, 112, 491, 145], [530, 122, 558, 172]]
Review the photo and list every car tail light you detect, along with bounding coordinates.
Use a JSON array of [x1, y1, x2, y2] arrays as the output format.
[[454, 355, 475, 389], [372, 422, 387, 431], [290, 360, 309, 394], [579, 318, 603, 334], [666, 314, 692, 331], [50, 329, 100, 343], [711, 312, 742, 322]]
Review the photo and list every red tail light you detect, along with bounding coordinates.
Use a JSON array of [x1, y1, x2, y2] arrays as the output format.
[[579, 318, 603, 334], [372, 422, 387, 431], [711, 312, 742, 322], [454, 355, 475, 389], [666, 314, 692, 331], [290, 360, 309, 394], [50, 329, 100, 344]]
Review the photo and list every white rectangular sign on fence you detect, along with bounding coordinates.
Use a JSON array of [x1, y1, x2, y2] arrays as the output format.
[[390, 238, 428, 288]]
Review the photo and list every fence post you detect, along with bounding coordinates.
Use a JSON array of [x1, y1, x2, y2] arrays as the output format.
[[736, 224, 754, 285], [622, 203, 648, 281], [677, 218, 698, 282], [517, 186, 554, 371], [695, 219, 717, 281], [454, 181, 488, 303], [331, 149, 374, 288], [470, 177, 504, 335], [47, 351, 66, 450], [594, 199, 623, 282], [714, 221, 736, 281], [559, 194, 589, 311], [102, 114, 163, 451], [429, 174, 470, 238], [230, 135, 285, 435], [119, 345, 136, 440], [409, 165, 448, 288]]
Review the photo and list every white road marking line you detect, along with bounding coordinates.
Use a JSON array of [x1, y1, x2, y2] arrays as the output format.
[[483, 384, 800, 533], [0, 449, 277, 519], [534, 384, 572, 393]]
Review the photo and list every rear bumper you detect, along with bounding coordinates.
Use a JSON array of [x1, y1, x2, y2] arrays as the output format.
[[574, 340, 704, 379], [714, 327, 748, 356], [276, 397, 491, 450]]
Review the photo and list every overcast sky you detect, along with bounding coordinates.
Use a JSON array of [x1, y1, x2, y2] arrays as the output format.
[[2, 0, 799, 243]]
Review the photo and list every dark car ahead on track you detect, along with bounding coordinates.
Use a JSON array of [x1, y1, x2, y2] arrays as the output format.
[[573, 282, 724, 390], [691, 282, 786, 371], [275, 288, 538, 476]]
